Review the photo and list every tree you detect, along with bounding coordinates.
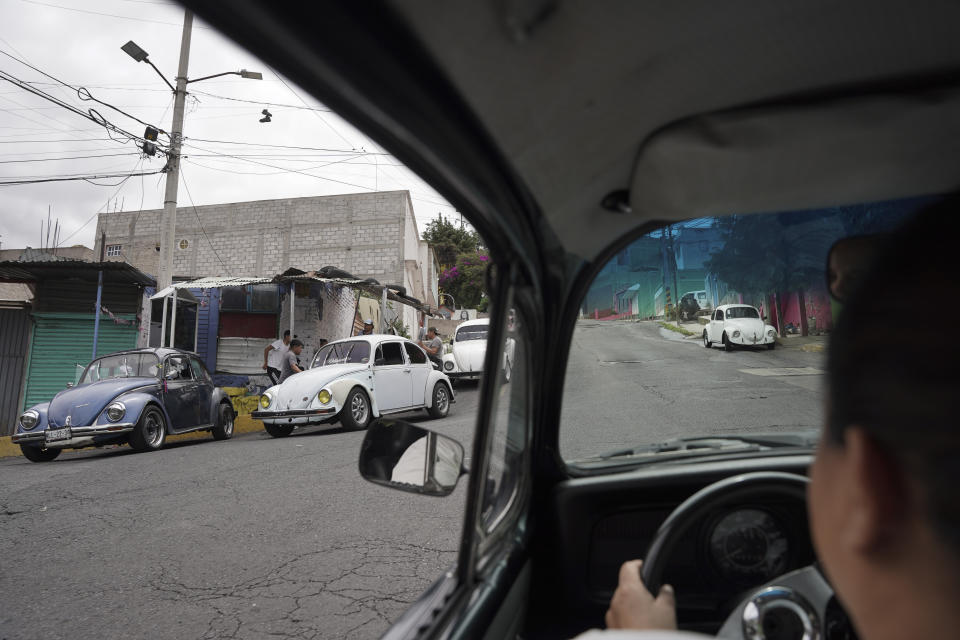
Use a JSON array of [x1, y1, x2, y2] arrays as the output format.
[[422, 216, 482, 269], [439, 252, 489, 309]]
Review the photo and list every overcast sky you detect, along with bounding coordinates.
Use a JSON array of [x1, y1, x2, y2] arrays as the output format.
[[0, 0, 461, 253]]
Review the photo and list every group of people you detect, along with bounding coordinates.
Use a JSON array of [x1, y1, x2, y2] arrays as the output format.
[[261, 318, 446, 384]]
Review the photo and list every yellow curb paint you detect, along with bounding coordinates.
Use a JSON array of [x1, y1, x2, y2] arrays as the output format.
[[0, 416, 266, 459], [801, 344, 825, 353]]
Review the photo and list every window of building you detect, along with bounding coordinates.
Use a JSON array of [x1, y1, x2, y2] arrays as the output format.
[[220, 285, 280, 313], [105, 244, 122, 257]]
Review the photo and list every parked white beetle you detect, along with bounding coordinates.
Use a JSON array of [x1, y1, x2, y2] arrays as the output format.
[[702, 304, 778, 351], [252, 335, 454, 437], [442, 319, 489, 383]]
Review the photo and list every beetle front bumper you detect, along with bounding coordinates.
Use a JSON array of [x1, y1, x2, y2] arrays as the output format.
[[729, 333, 775, 346], [12, 423, 136, 448], [251, 407, 338, 425]]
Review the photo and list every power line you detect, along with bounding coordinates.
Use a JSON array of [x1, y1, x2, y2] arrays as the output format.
[[179, 168, 228, 271], [183, 151, 367, 176], [271, 69, 357, 148], [184, 137, 388, 155], [0, 168, 163, 186], [17, 0, 213, 29], [190, 89, 334, 112], [0, 152, 141, 164]]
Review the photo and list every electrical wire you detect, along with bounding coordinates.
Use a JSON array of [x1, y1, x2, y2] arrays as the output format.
[[0, 168, 163, 186], [52, 158, 145, 247], [271, 69, 357, 148], [179, 168, 228, 271], [0, 151, 141, 164], [17, 0, 213, 29], [184, 137, 388, 155], [189, 89, 334, 112], [183, 151, 367, 176]]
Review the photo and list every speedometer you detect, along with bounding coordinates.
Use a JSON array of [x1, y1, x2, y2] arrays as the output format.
[[708, 508, 789, 583]]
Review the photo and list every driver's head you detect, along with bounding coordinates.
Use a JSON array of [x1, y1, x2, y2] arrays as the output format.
[[811, 196, 960, 634]]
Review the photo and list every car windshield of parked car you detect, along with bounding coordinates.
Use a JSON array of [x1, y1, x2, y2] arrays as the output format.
[[559, 195, 937, 465], [311, 340, 371, 367], [725, 306, 760, 319], [80, 353, 160, 384], [456, 325, 488, 341]]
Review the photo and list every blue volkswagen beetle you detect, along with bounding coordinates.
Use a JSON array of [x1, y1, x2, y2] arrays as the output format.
[[12, 348, 235, 462]]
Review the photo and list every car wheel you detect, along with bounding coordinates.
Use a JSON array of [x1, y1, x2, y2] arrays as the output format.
[[19, 444, 61, 462], [264, 423, 295, 438], [427, 382, 451, 419], [129, 406, 166, 452], [722, 333, 734, 352], [702, 331, 712, 348], [340, 387, 371, 430], [767, 341, 776, 350], [211, 403, 235, 440]]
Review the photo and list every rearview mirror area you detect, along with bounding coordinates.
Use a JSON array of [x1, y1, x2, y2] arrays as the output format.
[[826, 234, 886, 302], [358, 419, 466, 497]]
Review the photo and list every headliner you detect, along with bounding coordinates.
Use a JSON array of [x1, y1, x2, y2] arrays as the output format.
[[390, 1, 960, 258]]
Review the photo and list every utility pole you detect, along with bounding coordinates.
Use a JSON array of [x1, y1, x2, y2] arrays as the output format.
[[157, 9, 193, 291]]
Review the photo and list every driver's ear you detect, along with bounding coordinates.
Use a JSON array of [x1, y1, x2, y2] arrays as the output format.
[[841, 427, 908, 554]]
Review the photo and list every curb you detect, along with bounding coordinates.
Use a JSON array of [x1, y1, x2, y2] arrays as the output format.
[[0, 414, 265, 459]]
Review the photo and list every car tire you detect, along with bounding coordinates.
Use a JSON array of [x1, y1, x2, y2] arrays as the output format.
[[427, 382, 451, 419], [722, 333, 734, 352], [702, 331, 712, 348], [767, 341, 776, 350], [128, 406, 166, 452], [264, 423, 295, 438], [19, 444, 61, 462], [211, 403, 235, 440], [340, 387, 371, 430]]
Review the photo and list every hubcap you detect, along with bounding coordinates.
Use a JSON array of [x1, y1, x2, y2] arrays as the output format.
[[351, 393, 368, 424], [224, 415, 234, 435], [436, 386, 448, 413], [145, 412, 163, 447]]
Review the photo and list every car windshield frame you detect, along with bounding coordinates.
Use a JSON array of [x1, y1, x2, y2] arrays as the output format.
[[310, 340, 371, 367], [456, 326, 488, 342], [80, 353, 160, 384]]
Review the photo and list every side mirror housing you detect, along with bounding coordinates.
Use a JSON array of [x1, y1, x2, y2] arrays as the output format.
[[66, 382, 74, 388], [358, 419, 466, 497], [827, 234, 886, 302]]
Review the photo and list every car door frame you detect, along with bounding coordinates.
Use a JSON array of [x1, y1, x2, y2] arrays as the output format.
[[403, 341, 432, 406], [189, 356, 215, 426], [161, 354, 199, 431], [373, 340, 414, 413]]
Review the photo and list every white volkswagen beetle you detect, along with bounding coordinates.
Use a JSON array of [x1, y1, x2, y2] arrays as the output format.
[[252, 335, 454, 437], [702, 304, 778, 351], [442, 319, 489, 383]]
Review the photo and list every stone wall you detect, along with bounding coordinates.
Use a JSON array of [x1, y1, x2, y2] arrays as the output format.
[[94, 191, 415, 284], [277, 282, 358, 361]]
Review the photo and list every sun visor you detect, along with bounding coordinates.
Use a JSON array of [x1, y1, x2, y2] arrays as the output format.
[[630, 85, 960, 220]]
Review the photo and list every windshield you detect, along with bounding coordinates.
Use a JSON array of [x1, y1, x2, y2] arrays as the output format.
[[311, 340, 371, 367], [456, 325, 488, 341], [80, 353, 160, 384], [725, 306, 760, 319], [560, 195, 935, 463]]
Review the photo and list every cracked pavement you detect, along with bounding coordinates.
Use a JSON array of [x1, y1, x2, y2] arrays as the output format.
[[0, 385, 479, 640]]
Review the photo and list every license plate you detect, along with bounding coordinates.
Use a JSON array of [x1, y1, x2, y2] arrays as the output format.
[[45, 427, 71, 443]]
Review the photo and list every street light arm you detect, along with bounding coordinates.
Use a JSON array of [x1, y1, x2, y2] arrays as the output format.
[[145, 59, 176, 93]]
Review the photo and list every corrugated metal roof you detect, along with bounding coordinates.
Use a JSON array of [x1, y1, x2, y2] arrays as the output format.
[[215, 336, 273, 375], [0, 260, 155, 286]]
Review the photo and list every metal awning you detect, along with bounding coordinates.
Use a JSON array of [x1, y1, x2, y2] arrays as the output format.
[[0, 260, 155, 286]]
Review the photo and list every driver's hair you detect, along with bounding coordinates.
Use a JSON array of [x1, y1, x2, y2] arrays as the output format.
[[827, 195, 960, 554]]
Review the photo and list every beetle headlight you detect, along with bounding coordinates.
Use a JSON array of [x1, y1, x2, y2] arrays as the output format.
[[444, 361, 454, 371], [767, 329, 775, 337], [732, 330, 741, 338], [19, 410, 39, 430], [260, 393, 272, 409], [317, 389, 331, 405], [105, 402, 126, 422]]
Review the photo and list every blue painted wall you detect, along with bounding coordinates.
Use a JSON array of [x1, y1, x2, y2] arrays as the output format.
[[190, 288, 220, 372]]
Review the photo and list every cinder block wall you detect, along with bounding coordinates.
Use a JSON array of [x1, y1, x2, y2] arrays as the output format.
[[277, 283, 358, 360], [94, 191, 411, 284]]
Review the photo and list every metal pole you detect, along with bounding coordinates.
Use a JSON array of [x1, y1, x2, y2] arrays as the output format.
[[289, 282, 295, 339], [193, 297, 199, 352], [92, 232, 106, 360], [380, 287, 388, 334], [170, 291, 178, 348], [156, 9, 193, 291]]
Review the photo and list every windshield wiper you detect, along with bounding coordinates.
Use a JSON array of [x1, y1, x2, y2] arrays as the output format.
[[584, 431, 818, 463]]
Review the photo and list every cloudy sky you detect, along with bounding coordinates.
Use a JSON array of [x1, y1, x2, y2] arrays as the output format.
[[0, 0, 460, 253]]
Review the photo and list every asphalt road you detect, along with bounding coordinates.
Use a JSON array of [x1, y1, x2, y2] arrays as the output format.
[[0, 320, 826, 639]]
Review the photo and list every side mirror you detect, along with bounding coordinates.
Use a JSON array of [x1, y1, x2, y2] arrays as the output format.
[[827, 234, 886, 302], [66, 382, 74, 388], [358, 419, 466, 497]]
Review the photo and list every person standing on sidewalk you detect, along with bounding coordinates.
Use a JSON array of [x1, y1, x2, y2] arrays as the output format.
[[418, 326, 444, 367], [280, 339, 305, 382], [263, 330, 291, 385]]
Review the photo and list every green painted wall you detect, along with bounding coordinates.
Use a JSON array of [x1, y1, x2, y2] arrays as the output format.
[[23, 313, 139, 408]]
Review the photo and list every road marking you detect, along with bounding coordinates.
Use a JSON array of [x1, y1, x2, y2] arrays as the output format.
[[739, 367, 824, 377]]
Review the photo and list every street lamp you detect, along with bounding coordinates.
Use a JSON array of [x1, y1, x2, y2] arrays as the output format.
[[121, 15, 261, 292]]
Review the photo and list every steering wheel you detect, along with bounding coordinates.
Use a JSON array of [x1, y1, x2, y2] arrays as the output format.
[[640, 472, 838, 640]]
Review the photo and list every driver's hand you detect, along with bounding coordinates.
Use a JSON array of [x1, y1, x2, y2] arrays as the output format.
[[605, 559, 677, 631]]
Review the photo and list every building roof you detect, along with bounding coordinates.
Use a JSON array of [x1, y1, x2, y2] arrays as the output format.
[[0, 260, 155, 286], [0, 283, 33, 304]]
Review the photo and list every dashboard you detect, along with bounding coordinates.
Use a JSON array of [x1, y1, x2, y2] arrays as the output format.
[[545, 455, 816, 635]]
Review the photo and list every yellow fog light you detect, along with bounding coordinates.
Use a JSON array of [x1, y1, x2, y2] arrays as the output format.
[[260, 394, 271, 409], [317, 389, 331, 405]]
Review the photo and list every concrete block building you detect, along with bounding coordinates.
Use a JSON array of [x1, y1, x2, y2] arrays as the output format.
[[94, 191, 438, 375]]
